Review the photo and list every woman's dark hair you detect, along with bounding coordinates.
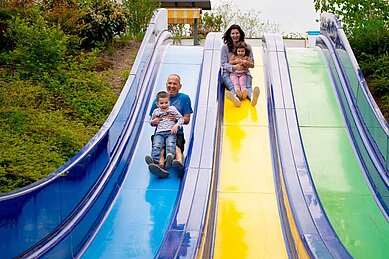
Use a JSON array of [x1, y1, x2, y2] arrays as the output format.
[[233, 42, 250, 57], [222, 24, 245, 53]]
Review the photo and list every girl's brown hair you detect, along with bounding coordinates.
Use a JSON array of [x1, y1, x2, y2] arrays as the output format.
[[233, 42, 250, 57]]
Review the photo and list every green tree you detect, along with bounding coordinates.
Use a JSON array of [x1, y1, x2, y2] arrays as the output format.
[[314, 0, 388, 32], [122, 0, 160, 40], [199, 12, 223, 34], [0, 0, 138, 192], [214, 0, 237, 31]]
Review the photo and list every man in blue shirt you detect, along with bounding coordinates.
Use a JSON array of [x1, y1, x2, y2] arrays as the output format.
[[146, 74, 193, 178]]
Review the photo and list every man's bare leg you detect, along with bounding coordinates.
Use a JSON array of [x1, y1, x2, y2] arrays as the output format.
[[175, 146, 183, 164], [172, 146, 184, 178], [161, 147, 182, 164], [159, 148, 165, 168]]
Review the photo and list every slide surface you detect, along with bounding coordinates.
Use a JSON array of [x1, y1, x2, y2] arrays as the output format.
[[287, 47, 389, 259], [213, 47, 288, 258], [82, 44, 204, 258]]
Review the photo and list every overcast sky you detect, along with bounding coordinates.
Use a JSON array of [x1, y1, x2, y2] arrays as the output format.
[[210, 0, 320, 34]]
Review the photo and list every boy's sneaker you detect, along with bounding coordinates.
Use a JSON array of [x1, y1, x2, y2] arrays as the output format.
[[251, 86, 260, 106], [225, 91, 241, 107], [149, 164, 169, 178], [235, 88, 243, 98], [145, 155, 153, 165], [242, 88, 248, 99], [172, 160, 185, 178], [165, 153, 174, 169]]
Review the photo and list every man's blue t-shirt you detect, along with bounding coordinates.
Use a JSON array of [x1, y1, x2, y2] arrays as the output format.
[[149, 93, 193, 135]]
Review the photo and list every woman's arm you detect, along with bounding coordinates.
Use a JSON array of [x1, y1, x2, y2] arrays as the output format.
[[221, 45, 234, 73], [248, 44, 255, 65]]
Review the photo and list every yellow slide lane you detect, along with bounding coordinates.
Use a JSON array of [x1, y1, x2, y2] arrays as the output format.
[[213, 47, 288, 258]]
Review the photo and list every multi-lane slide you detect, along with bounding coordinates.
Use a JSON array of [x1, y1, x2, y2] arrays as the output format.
[[1, 9, 388, 259]]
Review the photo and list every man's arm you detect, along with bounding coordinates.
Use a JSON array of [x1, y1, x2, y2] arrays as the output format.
[[183, 114, 191, 125], [166, 113, 190, 124], [182, 94, 193, 125]]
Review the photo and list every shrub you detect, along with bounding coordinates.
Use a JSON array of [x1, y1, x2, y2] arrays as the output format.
[[345, 16, 389, 121], [2, 17, 69, 79], [0, 0, 42, 51], [78, 0, 129, 47], [40, 0, 87, 40], [197, 12, 223, 36], [0, 109, 96, 193], [348, 18, 389, 57], [0, 77, 106, 193], [358, 53, 389, 120], [169, 24, 186, 45]]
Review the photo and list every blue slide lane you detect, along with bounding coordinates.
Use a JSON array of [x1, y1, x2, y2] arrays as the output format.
[[156, 33, 222, 258], [81, 44, 204, 258]]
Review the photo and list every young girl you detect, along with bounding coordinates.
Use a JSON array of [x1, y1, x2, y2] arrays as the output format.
[[228, 42, 254, 99]]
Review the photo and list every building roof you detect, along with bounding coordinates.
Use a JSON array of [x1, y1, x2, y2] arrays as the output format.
[[158, 0, 211, 10]]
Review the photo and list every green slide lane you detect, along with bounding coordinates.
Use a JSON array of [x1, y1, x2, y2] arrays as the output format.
[[286, 48, 389, 259]]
